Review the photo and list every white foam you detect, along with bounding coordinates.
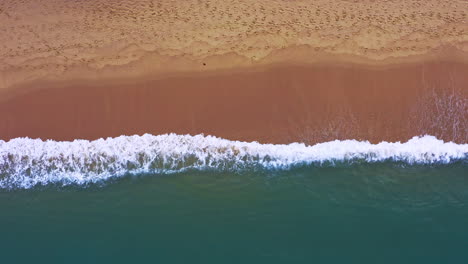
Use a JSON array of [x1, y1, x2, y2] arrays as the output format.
[[0, 134, 466, 189]]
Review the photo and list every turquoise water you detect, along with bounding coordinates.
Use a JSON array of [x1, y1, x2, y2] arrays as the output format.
[[1, 162, 467, 263], [1, 134, 467, 263]]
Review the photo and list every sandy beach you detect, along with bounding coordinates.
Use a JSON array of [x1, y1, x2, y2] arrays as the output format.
[[0, 0, 467, 143]]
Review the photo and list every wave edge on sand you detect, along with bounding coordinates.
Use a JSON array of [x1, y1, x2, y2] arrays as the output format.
[[0, 134, 466, 189]]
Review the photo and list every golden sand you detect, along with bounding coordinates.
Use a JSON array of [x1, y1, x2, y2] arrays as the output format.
[[1, 0, 467, 89], [0, 0, 467, 143]]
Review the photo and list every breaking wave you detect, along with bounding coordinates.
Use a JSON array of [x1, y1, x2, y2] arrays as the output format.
[[0, 134, 466, 189]]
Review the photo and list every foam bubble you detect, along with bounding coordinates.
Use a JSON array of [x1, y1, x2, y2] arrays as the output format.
[[0, 134, 466, 189]]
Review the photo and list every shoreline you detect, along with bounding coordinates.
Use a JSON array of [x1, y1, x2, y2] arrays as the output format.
[[1, 57, 466, 144]]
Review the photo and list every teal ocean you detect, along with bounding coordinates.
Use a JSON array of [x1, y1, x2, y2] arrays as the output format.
[[1, 134, 467, 263]]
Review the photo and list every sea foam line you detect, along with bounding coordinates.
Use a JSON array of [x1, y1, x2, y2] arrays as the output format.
[[0, 134, 466, 189]]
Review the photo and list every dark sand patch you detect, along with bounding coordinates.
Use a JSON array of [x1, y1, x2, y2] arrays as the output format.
[[0, 60, 466, 144]]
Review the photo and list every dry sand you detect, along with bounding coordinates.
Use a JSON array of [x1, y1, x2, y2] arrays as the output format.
[[0, 0, 467, 143]]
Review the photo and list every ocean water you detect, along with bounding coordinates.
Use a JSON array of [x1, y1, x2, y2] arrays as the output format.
[[1, 134, 467, 263]]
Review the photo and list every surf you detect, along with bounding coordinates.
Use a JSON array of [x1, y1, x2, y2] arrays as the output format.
[[0, 134, 466, 189]]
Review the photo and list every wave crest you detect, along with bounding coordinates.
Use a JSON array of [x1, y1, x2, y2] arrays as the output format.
[[0, 134, 466, 189]]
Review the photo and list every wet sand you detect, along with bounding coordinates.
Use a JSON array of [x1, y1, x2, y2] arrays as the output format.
[[0, 59, 466, 144]]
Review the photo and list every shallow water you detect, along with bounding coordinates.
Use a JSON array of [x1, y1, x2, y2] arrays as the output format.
[[1, 162, 467, 263]]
